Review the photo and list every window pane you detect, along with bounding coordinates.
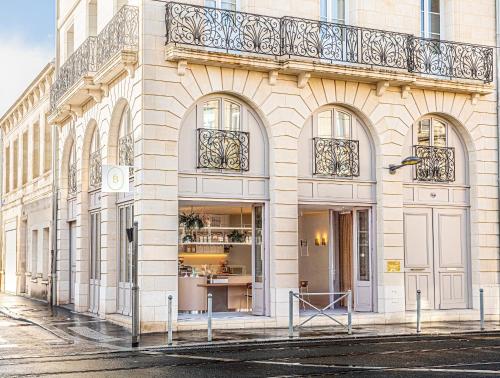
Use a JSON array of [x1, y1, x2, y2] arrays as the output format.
[[430, 0, 440, 13], [203, 100, 219, 129], [333, 0, 345, 23], [253, 206, 263, 283], [205, 0, 216, 7], [221, 0, 236, 11], [335, 111, 350, 139], [224, 101, 240, 131], [433, 119, 446, 147], [418, 119, 431, 145], [318, 111, 332, 137], [430, 13, 440, 35], [357, 210, 370, 281], [320, 0, 327, 21]]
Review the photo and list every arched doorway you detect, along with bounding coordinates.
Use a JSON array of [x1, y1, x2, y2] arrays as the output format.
[[298, 105, 377, 312], [402, 115, 470, 310]]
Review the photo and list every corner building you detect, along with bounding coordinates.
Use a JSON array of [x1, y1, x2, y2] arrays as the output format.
[[25, 0, 500, 332]]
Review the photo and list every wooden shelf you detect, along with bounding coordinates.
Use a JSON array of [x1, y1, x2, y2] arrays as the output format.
[[179, 226, 252, 231], [179, 242, 251, 246]]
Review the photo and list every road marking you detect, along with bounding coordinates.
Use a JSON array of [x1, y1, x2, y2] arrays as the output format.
[[168, 354, 238, 363]]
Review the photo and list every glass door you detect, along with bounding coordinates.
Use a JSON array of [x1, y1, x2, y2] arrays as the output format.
[[353, 209, 372, 311], [89, 211, 101, 314], [117, 204, 133, 316], [252, 204, 265, 315], [69, 222, 76, 304]]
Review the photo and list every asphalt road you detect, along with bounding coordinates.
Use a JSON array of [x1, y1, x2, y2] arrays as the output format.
[[0, 333, 499, 377]]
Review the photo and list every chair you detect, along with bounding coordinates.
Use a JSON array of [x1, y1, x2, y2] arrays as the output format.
[[299, 280, 309, 310], [245, 283, 252, 311]]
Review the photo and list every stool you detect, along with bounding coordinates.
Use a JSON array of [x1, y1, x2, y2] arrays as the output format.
[[299, 280, 309, 310]]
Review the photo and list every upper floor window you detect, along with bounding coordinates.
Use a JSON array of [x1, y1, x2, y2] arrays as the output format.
[[198, 97, 248, 171], [320, 0, 346, 24], [65, 24, 75, 60], [421, 0, 440, 39], [414, 117, 455, 182], [5, 144, 10, 192], [88, 0, 98, 36], [89, 128, 102, 189], [317, 109, 351, 139], [205, 0, 237, 11], [202, 98, 241, 131], [119, 106, 134, 176], [33, 122, 40, 179], [68, 141, 77, 197]]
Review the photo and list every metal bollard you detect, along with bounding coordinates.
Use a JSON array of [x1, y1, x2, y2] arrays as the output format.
[[416, 289, 421, 334], [207, 293, 213, 342], [347, 290, 352, 335], [288, 290, 293, 338], [167, 295, 173, 346], [480, 288, 485, 331]]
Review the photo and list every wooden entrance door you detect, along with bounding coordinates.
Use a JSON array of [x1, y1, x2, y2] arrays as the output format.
[[338, 212, 352, 306], [89, 211, 101, 314]]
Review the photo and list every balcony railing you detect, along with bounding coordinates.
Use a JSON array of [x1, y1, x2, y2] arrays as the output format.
[[165, 2, 493, 83], [413, 145, 455, 182], [68, 162, 77, 197], [89, 151, 102, 188], [50, 5, 139, 111], [96, 5, 139, 71], [50, 36, 97, 109], [119, 133, 134, 177], [313, 137, 360, 177], [197, 128, 250, 171]]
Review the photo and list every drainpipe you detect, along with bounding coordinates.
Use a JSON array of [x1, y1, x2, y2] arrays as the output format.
[[496, 0, 500, 293]]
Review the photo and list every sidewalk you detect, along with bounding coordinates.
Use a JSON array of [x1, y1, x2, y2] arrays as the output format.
[[1, 293, 499, 351]]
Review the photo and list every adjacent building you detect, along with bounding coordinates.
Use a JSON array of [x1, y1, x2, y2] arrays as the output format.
[[1, 0, 499, 332]]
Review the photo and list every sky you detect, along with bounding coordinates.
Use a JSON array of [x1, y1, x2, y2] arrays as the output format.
[[0, 0, 55, 116]]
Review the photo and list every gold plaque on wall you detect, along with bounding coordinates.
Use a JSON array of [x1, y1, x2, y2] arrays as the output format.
[[386, 260, 401, 272]]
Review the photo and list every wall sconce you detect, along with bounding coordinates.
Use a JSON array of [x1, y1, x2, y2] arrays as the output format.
[[388, 156, 421, 174], [321, 235, 327, 246], [314, 237, 320, 246]]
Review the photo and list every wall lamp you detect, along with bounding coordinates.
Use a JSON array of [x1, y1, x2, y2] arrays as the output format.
[[388, 156, 421, 174]]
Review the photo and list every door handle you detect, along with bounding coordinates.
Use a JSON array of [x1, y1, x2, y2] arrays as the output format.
[[409, 268, 426, 271]]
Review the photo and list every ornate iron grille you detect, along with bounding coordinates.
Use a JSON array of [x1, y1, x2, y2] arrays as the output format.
[[165, 2, 281, 55], [408, 37, 493, 82], [89, 150, 102, 188], [50, 36, 97, 110], [165, 2, 493, 82], [95, 5, 139, 71], [197, 128, 249, 171], [413, 145, 455, 182], [119, 134, 134, 177], [313, 138, 360, 177], [68, 162, 77, 197]]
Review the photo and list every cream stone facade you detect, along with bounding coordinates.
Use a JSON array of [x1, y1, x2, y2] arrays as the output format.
[[1, 0, 499, 333], [0, 63, 55, 301]]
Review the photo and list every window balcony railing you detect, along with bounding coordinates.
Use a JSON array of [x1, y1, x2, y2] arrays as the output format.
[[413, 145, 455, 182], [119, 133, 134, 177], [50, 36, 97, 110], [68, 162, 78, 197], [313, 137, 360, 178], [50, 5, 139, 111], [89, 151, 102, 188], [165, 2, 493, 83], [197, 128, 250, 171]]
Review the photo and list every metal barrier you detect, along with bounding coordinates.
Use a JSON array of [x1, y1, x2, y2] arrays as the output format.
[[480, 288, 485, 331], [207, 293, 213, 342], [416, 289, 422, 333], [167, 295, 173, 345], [288, 290, 352, 338]]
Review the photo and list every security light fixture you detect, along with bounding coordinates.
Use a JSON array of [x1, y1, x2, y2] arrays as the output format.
[[389, 156, 421, 174]]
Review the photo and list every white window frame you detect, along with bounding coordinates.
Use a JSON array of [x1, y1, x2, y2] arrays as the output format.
[[416, 117, 449, 147], [205, 0, 239, 11], [320, 0, 348, 24], [314, 107, 353, 139], [200, 97, 243, 132], [421, 0, 443, 40]]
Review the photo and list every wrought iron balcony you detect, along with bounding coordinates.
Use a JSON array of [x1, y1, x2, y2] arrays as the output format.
[[50, 5, 139, 112], [165, 2, 493, 83], [413, 145, 455, 182], [197, 128, 250, 171], [119, 133, 134, 177], [313, 137, 360, 178], [95, 5, 139, 72], [50, 36, 97, 110], [68, 162, 78, 197], [89, 151, 102, 188]]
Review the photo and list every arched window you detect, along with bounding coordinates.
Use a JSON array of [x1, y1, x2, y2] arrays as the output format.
[[89, 128, 102, 189], [118, 106, 134, 176], [414, 116, 454, 182], [68, 142, 77, 197], [202, 98, 241, 131], [312, 107, 358, 177]]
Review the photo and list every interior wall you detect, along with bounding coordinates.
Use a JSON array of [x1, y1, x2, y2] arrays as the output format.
[[298, 212, 330, 294]]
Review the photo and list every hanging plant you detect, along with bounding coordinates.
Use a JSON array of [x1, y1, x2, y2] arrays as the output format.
[[179, 212, 205, 230]]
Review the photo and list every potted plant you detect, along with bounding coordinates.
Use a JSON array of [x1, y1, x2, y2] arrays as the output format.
[[179, 212, 205, 243], [228, 229, 246, 243]]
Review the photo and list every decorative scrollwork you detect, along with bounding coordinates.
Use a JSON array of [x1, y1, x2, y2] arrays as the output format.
[[408, 37, 493, 82], [119, 133, 134, 177], [313, 138, 360, 177], [165, 2, 493, 83], [95, 5, 139, 71], [414, 145, 455, 182], [89, 150, 102, 188], [68, 163, 77, 197], [166, 2, 281, 55], [50, 37, 97, 110], [197, 128, 249, 171]]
